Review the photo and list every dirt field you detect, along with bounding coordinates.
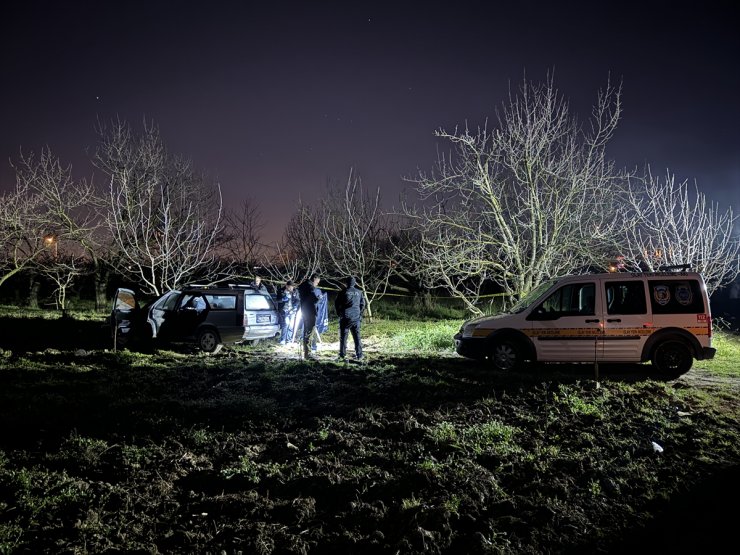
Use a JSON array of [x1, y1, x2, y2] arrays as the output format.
[[1, 320, 740, 553]]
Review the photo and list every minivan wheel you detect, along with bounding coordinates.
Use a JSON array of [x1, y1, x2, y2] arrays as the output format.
[[490, 339, 522, 371], [652, 340, 692, 375], [198, 330, 222, 353]]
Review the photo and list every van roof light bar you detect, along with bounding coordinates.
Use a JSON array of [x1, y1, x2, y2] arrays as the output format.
[[657, 264, 692, 272]]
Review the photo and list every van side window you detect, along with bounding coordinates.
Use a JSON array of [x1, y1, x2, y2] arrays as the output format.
[[648, 280, 705, 314], [605, 281, 647, 315], [537, 282, 595, 317]]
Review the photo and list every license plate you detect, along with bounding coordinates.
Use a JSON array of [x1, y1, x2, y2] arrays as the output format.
[[257, 314, 271, 323]]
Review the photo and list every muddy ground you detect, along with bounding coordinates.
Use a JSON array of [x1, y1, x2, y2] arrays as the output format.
[[1, 319, 740, 553]]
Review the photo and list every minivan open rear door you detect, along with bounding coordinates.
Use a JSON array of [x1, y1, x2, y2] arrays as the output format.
[[111, 288, 137, 350]]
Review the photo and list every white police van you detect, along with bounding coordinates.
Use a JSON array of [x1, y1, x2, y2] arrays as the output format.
[[454, 269, 716, 374]]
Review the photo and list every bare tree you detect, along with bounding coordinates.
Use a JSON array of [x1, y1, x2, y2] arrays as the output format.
[[403, 76, 625, 314], [283, 200, 326, 280], [1, 148, 101, 294], [320, 170, 393, 319], [261, 238, 309, 288], [0, 180, 49, 288], [221, 197, 265, 279], [619, 170, 739, 295], [94, 120, 223, 296], [11, 148, 111, 309], [394, 220, 497, 314], [37, 250, 85, 313]]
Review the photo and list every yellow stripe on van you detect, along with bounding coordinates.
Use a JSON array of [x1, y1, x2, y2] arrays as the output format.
[[472, 326, 709, 339]]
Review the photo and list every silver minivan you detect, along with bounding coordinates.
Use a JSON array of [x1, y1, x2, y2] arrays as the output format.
[[111, 284, 279, 353]]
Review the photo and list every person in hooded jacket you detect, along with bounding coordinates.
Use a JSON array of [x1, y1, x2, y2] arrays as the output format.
[[335, 276, 366, 360], [276, 280, 299, 344], [298, 274, 322, 359]]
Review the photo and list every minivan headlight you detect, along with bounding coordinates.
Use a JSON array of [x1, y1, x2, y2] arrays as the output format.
[[462, 322, 477, 338]]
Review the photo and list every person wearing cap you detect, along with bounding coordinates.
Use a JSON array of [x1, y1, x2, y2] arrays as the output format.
[[334, 276, 366, 361]]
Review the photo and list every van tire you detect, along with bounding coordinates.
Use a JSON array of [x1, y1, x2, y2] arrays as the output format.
[[489, 339, 523, 371], [651, 340, 692, 375], [198, 329, 222, 353]]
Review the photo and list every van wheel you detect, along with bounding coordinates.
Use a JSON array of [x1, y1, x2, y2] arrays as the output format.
[[198, 330, 222, 353], [652, 340, 692, 375], [490, 339, 522, 371]]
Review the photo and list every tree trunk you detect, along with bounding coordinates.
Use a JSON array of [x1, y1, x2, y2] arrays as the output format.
[[94, 264, 110, 311], [419, 291, 433, 310], [28, 277, 40, 309], [363, 291, 373, 322]]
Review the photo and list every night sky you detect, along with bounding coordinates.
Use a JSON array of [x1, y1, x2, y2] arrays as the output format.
[[2, 1, 739, 243]]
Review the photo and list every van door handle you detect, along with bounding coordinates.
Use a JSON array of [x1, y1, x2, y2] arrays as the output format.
[[607, 318, 622, 323], [585, 319, 600, 323]]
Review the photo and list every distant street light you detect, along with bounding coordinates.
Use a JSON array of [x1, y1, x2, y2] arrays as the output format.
[[43, 233, 58, 257]]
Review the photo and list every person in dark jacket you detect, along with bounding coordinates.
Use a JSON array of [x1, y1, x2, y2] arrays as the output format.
[[335, 276, 366, 360], [298, 274, 322, 359]]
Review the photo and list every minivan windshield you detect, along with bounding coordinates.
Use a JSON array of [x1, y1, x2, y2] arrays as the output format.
[[508, 279, 558, 314]]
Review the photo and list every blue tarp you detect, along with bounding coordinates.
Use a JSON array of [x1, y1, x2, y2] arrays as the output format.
[[317, 292, 329, 333]]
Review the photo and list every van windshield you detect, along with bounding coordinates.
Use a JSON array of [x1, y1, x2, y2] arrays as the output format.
[[508, 279, 557, 313]]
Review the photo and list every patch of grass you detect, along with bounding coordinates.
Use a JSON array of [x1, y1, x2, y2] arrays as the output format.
[[553, 383, 605, 418], [372, 296, 469, 321], [0, 520, 24, 554], [428, 421, 458, 444], [0, 304, 104, 321], [705, 330, 740, 376], [442, 494, 461, 515], [462, 420, 520, 455], [221, 456, 262, 482], [187, 427, 216, 448], [417, 458, 444, 475], [368, 319, 461, 352], [400, 495, 423, 510], [58, 434, 111, 466]]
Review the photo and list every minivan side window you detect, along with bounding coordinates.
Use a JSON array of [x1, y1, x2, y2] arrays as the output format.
[[535, 282, 595, 318], [161, 292, 180, 311], [605, 281, 647, 315], [648, 280, 705, 314], [205, 294, 237, 310]]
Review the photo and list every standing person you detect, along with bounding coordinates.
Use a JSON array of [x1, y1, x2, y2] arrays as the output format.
[[276, 280, 298, 344], [298, 274, 322, 359], [335, 276, 365, 361], [250, 275, 269, 294]]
